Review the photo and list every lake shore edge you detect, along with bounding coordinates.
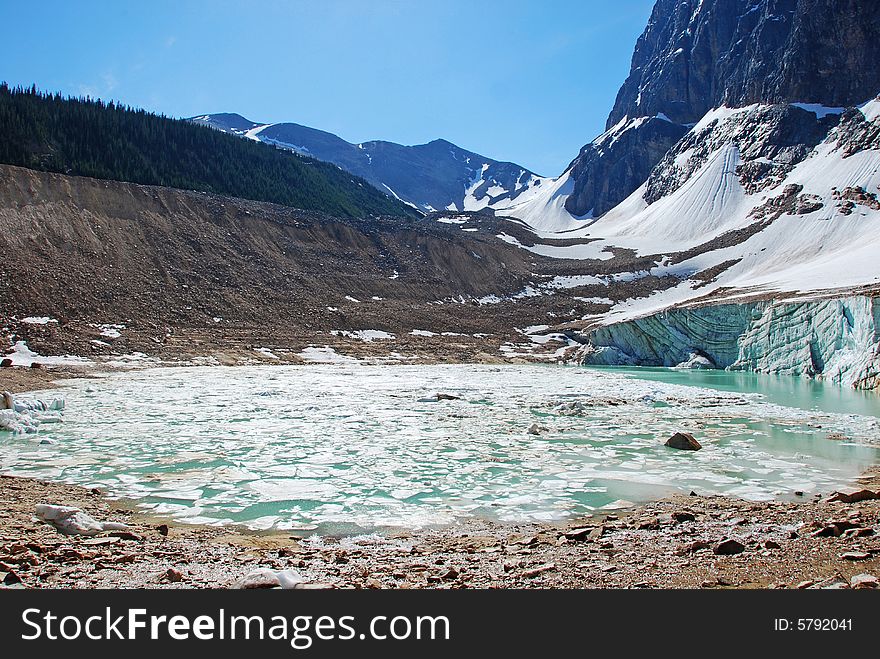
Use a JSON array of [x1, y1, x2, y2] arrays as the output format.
[[1, 468, 878, 589]]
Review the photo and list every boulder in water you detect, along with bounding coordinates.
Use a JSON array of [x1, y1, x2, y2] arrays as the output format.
[[665, 432, 702, 451]]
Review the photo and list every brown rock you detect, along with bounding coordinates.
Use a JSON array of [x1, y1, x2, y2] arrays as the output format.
[[713, 538, 746, 555], [0, 358, 12, 368], [665, 432, 702, 451], [672, 511, 696, 523], [763, 540, 781, 550], [841, 527, 874, 539], [81, 537, 120, 546], [850, 574, 878, 589], [157, 524, 169, 537], [2, 568, 23, 585], [827, 489, 880, 504], [677, 540, 711, 555], [440, 567, 459, 580], [563, 527, 596, 542], [840, 552, 871, 561], [165, 568, 185, 583], [808, 577, 849, 589], [521, 563, 556, 578]]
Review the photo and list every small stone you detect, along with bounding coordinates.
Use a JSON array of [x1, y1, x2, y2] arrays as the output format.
[[563, 527, 596, 542], [527, 423, 548, 435], [236, 568, 279, 589], [108, 531, 141, 541], [521, 563, 556, 578], [676, 540, 711, 555], [365, 578, 383, 589], [435, 393, 460, 401], [763, 540, 781, 550], [440, 567, 459, 580], [841, 527, 874, 539], [795, 580, 815, 589], [850, 574, 878, 589], [157, 524, 169, 537], [665, 432, 702, 451], [794, 491, 805, 497], [165, 568, 185, 583], [0, 358, 12, 368], [808, 577, 850, 589], [713, 538, 746, 555], [512, 535, 538, 546], [672, 511, 696, 523], [840, 552, 871, 561], [2, 568, 22, 585], [81, 537, 120, 546], [294, 582, 334, 590]]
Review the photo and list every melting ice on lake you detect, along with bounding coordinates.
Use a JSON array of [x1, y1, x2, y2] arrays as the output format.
[[2, 364, 879, 534]]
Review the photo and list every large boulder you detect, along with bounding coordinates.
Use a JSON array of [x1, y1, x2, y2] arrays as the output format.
[[665, 432, 702, 451]]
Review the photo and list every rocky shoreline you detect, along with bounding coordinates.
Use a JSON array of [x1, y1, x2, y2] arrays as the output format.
[[1, 470, 877, 590]]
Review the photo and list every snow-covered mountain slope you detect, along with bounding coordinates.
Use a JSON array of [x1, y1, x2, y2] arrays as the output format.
[[506, 97, 880, 307], [189, 113, 544, 214]]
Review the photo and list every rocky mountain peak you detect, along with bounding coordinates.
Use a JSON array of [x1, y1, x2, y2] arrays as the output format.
[[561, 0, 880, 220]]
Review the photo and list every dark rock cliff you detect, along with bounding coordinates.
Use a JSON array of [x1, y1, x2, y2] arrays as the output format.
[[565, 0, 880, 218]]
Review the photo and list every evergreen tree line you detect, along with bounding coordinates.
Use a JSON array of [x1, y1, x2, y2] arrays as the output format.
[[0, 83, 417, 218]]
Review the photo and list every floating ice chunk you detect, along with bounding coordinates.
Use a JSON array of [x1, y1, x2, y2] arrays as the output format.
[[674, 352, 716, 369], [0, 409, 38, 433], [35, 504, 129, 536], [0, 392, 64, 434]]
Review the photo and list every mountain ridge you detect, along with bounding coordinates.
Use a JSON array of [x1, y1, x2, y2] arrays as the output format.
[[190, 112, 547, 214], [0, 86, 417, 219]]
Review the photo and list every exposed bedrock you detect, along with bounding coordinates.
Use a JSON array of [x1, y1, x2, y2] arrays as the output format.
[[576, 296, 880, 390]]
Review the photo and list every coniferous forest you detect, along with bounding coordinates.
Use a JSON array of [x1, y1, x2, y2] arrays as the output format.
[[0, 84, 418, 219]]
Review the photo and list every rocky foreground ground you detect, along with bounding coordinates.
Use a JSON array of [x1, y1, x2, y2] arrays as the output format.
[[1, 470, 878, 590]]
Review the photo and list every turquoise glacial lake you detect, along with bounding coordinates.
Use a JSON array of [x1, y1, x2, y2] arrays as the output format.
[[2, 364, 878, 534]]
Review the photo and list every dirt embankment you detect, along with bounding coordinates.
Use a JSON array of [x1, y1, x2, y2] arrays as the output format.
[[0, 165, 627, 363]]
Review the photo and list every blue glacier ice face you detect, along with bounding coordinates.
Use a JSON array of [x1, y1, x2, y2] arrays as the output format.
[[578, 296, 880, 390]]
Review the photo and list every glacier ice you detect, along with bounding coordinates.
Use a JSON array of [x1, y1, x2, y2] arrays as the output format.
[[578, 295, 880, 389]]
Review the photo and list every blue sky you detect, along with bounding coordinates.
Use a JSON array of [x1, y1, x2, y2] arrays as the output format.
[[0, 0, 655, 175]]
